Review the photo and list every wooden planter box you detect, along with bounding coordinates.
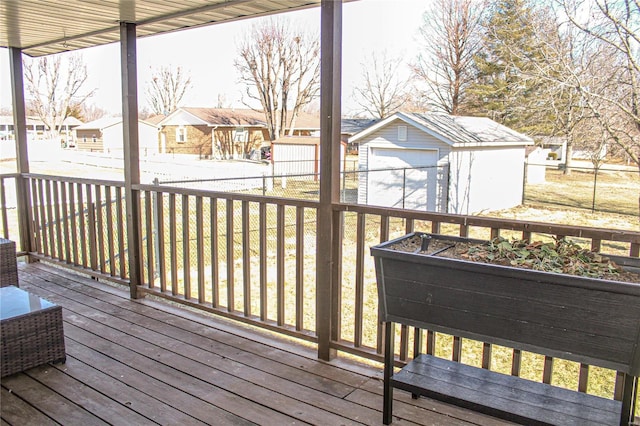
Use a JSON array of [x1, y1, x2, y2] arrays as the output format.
[[371, 232, 640, 425]]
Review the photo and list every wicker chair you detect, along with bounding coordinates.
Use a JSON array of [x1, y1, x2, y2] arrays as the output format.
[[0, 238, 18, 287]]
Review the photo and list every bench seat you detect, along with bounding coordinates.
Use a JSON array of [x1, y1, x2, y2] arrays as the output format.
[[392, 354, 622, 426]]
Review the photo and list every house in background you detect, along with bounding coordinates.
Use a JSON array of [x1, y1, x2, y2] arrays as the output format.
[[157, 107, 321, 159], [0, 116, 82, 141], [351, 112, 534, 215], [74, 116, 159, 156], [288, 112, 321, 136], [0, 116, 42, 140], [73, 117, 120, 152], [157, 108, 269, 159], [340, 118, 378, 154], [538, 136, 567, 162]]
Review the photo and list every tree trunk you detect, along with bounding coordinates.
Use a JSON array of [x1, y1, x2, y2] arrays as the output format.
[[563, 137, 573, 175]]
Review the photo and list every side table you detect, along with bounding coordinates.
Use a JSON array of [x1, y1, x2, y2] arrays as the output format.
[[0, 286, 66, 377]]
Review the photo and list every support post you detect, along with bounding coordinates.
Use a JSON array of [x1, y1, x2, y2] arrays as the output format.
[[9, 47, 33, 256], [316, 0, 342, 361], [620, 374, 637, 426], [383, 321, 395, 424], [120, 22, 143, 299]]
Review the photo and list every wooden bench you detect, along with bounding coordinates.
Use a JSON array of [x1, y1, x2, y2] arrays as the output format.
[[380, 267, 640, 425]]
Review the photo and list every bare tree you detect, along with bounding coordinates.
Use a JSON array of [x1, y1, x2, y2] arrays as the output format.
[[24, 54, 94, 139], [557, 0, 639, 168], [78, 103, 109, 122], [215, 94, 231, 109], [412, 0, 484, 114], [517, 12, 593, 173], [549, 0, 640, 216], [353, 51, 408, 119], [235, 18, 320, 140], [574, 117, 609, 169], [145, 65, 192, 115]]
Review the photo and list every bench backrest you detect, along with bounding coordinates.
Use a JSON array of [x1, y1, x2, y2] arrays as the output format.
[[374, 251, 640, 376]]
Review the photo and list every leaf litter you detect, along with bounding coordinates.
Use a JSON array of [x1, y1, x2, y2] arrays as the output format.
[[389, 235, 640, 283]]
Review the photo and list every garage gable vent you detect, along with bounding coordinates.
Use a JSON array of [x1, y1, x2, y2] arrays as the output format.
[[398, 125, 407, 142]]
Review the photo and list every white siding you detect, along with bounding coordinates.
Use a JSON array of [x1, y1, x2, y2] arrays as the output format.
[[102, 122, 159, 157], [164, 110, 207, 126], [273, 144, 317, 178], [367, 148, 439, 210], [526, 148, 547, 184], [357, 119, 451, 209], [448, 146, 525, 214]]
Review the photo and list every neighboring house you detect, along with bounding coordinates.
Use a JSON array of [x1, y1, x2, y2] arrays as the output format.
[[74, 117, 120, 152], [0, 116, 48, 140], [0, 115, 83, 142], [351, 112, 534, 214], [288, 112, 320, 136], [538, 136, 567, 161], [74, 116, 159, 156], [270, 136, 346, 180], [157, 107, 321, 158], [537, 135, 607, 164], [572, 145, 607, 162], [341, 118, 378, 154], [157, 108, 269, 158], [60, 116, 84, 146]]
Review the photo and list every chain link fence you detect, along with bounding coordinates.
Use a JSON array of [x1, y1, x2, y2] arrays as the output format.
[[153, 161, 638, 220], [524, 164, 639, 217]]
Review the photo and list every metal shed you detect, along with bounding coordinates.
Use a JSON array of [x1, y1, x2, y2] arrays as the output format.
[[351, 112, 534, 215], [270, 136, 346, 180]]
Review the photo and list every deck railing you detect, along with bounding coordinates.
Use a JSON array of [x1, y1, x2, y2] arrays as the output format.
[[2, 172, 639, 413]]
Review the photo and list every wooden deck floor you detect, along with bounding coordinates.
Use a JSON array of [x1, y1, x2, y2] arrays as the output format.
[[1, 262, 514, 426]]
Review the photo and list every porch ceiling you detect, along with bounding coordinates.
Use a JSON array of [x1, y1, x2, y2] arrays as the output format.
[[0, 0, 341, 57]]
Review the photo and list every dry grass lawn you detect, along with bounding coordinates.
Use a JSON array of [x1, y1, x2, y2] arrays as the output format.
[[525, 168, 639, 217]]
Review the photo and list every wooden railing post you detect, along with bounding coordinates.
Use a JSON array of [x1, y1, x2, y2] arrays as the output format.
[[9, 47, 33, 256], [120, 22, 143, 299], [317, 0, 342, 361]]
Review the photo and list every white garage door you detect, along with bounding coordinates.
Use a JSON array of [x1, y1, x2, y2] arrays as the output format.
[[368, 148, 439, 211]]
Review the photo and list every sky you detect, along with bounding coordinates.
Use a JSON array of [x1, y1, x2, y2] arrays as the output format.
[[0, 0, 428, 117]]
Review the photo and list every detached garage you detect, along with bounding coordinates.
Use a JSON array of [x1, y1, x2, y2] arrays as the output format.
[[352, 112, 533, 215]]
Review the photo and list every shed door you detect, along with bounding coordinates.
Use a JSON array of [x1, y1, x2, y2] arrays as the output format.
[[368, 148, 439, 211]]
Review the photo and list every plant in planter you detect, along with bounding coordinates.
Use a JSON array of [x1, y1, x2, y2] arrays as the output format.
[[371, 232, 640, 425]]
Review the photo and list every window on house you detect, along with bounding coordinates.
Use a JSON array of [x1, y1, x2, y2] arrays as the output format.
[[83, 137, 87, 143], [398, 126, 408, 142], [176, 126, 186, 143], [234, 127, 248, 143], [92, 134, 97, 143]]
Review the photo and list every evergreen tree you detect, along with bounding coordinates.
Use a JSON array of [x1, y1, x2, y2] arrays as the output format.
[[467, 0, 552, 134]]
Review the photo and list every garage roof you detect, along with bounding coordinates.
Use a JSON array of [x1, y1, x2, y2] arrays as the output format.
[[1, 0, 345, 57], [350, 112, 534, 147]]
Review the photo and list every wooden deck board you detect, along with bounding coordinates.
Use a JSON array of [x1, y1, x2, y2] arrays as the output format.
[[1, 262, 516, 426], [1, 373, 109, 425], [17, 364, 158, 426], [1, 387, 59, 426], [47, 356, 209, 425]]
